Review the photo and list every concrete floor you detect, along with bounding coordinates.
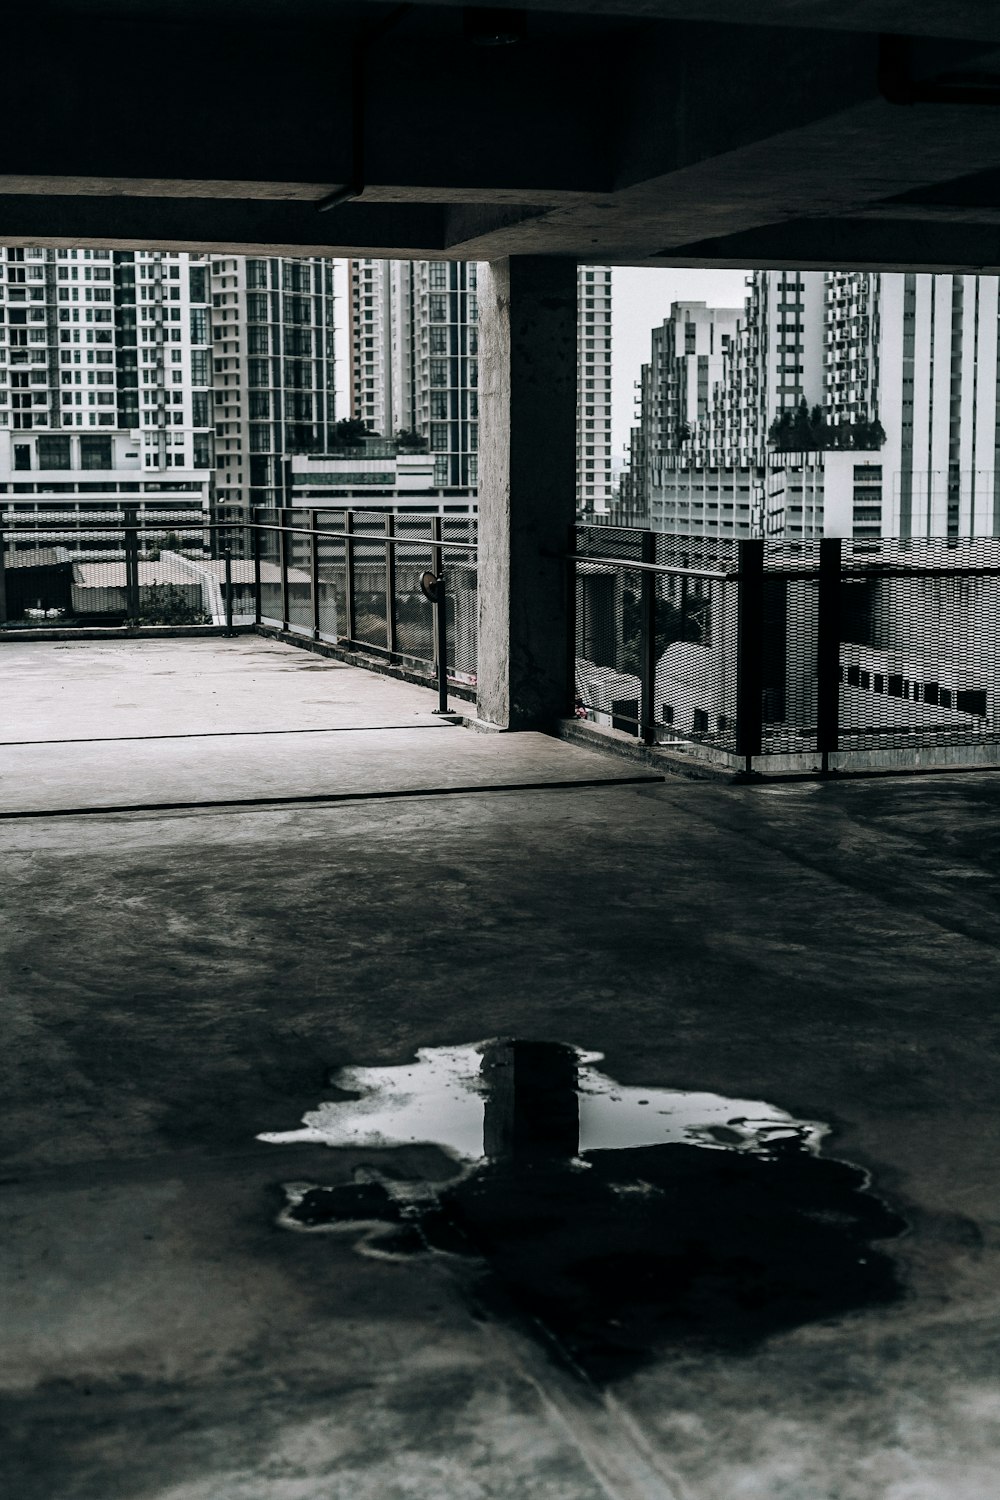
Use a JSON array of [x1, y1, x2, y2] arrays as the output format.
[[3, 637, 1000, 1500]]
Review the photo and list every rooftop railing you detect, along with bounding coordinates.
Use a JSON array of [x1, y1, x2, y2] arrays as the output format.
[[571, 526, 1000, 774], [0, 507, 478, 708]]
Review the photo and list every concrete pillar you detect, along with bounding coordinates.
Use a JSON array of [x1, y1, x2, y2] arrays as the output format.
[[476, 257, 577, 731]]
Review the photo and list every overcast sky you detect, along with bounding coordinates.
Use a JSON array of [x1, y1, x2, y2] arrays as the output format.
[[610, 267, 749, 466]]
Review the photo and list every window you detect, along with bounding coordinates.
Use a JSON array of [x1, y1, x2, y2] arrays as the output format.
[[429, 295, 448, 322], [13, 443, 31, 471], [37, 437, 71, 469], [80, 435, 112, 469]]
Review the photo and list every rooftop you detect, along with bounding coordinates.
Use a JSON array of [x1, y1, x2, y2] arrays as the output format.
[[3, 635, 1000, 1497]]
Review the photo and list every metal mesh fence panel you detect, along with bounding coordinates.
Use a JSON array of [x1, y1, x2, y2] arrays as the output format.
[[758, 540, 822, 758], [573, 528, 741, 748], [256, 508, 283, 624], [349, 512, 389, 651], [393, 528, 436, 667], [653, 535, 739, 754], [443, 517, 477, 683], [314, 511, 347, 642], [0, 510, 219, 625], [574, 525, 646, 733], [284, 508, 316, 634], [836, 537, 1000, 755]]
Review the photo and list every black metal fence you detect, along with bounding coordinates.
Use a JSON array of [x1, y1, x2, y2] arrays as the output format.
[[0, 507, 478, 697], [572, 527, 1000, 772]]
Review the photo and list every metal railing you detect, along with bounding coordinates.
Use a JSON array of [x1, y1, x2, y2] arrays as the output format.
[[571, 526, 1000, 773], [0, 507, 478, 708]]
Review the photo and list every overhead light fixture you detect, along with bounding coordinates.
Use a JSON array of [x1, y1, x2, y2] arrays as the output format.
[[464, 7, 526, 47]]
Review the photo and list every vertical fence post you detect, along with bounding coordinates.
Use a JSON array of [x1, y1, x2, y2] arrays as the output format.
[[384, 513, 397, 655], [252, 509, 262, 626], [123, 504, 140, 629], [279, 509, 291, 632], [0, 524, 7, 628], [431, 516, 448, 712], [310, 509, 321, 641], [639, 531, 657, 743], [223, 546, 234, 636], [816, 536, 842, 772], [736, 538, 765, 772], [343, 510, 355, 643], [566, 521, 578, 718]]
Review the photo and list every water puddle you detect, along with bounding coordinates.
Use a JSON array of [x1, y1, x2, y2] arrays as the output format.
[[260, 1040, 906, 1381]]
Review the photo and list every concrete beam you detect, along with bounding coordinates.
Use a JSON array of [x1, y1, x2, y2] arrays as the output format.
[[476, 258, 578, 732]]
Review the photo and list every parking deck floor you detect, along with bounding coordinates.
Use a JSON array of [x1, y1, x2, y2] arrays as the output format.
[[3, 636, 1000, 1500]]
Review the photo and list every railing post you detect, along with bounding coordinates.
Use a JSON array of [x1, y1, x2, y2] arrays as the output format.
[[123, 504, 140, 629], [252, 508, 262, 626], [223, 546, 234, 636], [431, 516, 449, 713], [566, 521, 578, 717], [384, 513, 397, 655], [639, 530, 657, 743], [279, 508, 291, 632], [343, 510, 355, 643], [736, 537, 765, 772], [816, 536, 842, 771], [0, 523, 7, 627], [310, 509, 321, 640]]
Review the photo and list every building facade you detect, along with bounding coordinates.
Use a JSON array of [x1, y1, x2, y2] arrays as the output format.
[[624, 269, 1000, 544], [210, 255, 337, 515], [349, 260, 613, 511], [0, 247, 338, 533]]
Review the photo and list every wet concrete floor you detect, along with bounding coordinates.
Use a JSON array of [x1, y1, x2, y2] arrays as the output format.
[[3, 638, 1000, 1498]]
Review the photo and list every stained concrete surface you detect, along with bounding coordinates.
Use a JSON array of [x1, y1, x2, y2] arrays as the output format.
[[3, 638, 1000, 1499]]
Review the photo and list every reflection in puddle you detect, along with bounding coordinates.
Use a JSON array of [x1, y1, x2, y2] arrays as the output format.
[[260, 1041, 906, 1382]]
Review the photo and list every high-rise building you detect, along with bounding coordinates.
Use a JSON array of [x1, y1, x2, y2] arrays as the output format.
[[0, 247, 339, 530], [698, 271, 826, 468], [348, 260, 612, 510], [210, 255, 337, 514], [0, 247, 216, 546], [625, 269, 1000, 544], [823, 272, 1000, 540], [0, 246, 214, 472], [577, 265, 613, 513], [349, 259, 479, 489]]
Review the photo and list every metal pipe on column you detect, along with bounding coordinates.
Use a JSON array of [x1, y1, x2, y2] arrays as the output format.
[[223, 546, 234, 636], [123, 504, 140, 629]]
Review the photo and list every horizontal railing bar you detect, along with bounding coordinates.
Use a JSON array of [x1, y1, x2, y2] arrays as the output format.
[[1, 518, 478, 551], [568, 552, 730, 580], [569, 553, 1000, 583]]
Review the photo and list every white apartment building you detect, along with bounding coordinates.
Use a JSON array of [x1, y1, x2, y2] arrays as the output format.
[[699, 271, 826, 468], [0, 247, 213, 478], [350, 259, 479, 490], [825, 271, 1000, 540], [628, 269, 1000, 544], [349, 260, 613, 511], [210, 255, 337, 514]]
